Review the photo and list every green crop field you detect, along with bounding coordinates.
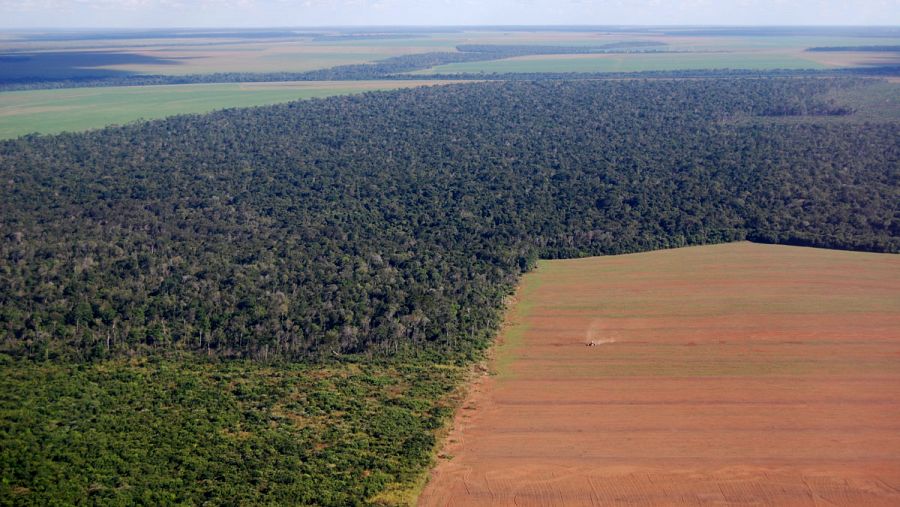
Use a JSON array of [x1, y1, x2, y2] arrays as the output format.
[[0, 80, 458, 139]]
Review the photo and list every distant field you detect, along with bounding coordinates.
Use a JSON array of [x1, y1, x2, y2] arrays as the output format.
[[406, 33, 900, 74], [803, 49, 900, 68], [4, 31, 898, 80], [0, 80, 460, 138], [421, 242, 900, 506], [1, 28, 898, 141], [414, 50, 833, 74], [0, 44, 425, 78], [93, 35, 900, 76], [676, 35, 900, 51], [0, 37, 456, 77], [92, 43, 440, 75]]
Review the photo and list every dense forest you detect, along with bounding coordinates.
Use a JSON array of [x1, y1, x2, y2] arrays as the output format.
[[1, 78, 897, 364]]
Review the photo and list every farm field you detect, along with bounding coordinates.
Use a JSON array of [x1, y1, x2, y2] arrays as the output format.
[[61, 41, 438, 76], [3, 30, 898, 80], [0, 34, 455, 77], [414, 50, 831, 74], [2, 28, 898, 138], [0, 80, 459, 138], [420, 242, 900, 506], [408, 34, 900, 75]]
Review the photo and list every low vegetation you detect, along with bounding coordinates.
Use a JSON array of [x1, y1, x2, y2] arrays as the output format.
[[0, 354, 464, 505]]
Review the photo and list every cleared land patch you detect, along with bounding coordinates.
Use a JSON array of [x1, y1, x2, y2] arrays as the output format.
[[420, 242, 900, 506], [0, 80, 460, 138]]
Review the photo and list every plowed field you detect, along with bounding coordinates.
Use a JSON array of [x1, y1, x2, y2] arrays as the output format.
[[419, 242, 900, 506]]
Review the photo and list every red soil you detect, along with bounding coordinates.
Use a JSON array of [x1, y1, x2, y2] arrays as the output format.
[[419, 242, 900, 506]]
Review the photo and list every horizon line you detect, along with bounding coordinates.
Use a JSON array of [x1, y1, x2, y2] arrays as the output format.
[[3, 24, 900, 31]]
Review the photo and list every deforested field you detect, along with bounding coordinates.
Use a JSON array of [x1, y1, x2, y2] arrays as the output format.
[[420, 242, 900, 506]]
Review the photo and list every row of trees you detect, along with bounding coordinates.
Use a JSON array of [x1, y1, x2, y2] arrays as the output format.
[[1, 78, 897, 362]]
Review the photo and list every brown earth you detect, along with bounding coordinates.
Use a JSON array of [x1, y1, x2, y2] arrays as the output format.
[[419, 242, 900, 506]]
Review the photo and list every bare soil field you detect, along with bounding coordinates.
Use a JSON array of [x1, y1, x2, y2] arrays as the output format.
[[419, 242, 900, 506]]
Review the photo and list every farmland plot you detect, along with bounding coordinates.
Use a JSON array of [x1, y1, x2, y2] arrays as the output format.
[[420, 242, 900, 506]]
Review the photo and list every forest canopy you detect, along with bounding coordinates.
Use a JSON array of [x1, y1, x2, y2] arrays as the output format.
[[0, 78, 898, 363]]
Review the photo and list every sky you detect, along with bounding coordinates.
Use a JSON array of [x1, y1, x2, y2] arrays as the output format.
[[0, 0, 898, 29]]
